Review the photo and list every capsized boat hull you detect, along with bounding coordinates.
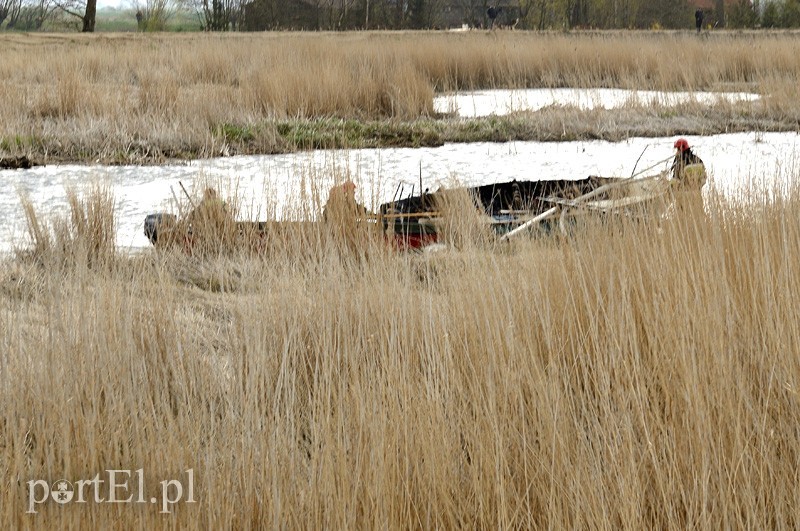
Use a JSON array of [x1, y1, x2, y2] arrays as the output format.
[[379, 173, 674, 248]]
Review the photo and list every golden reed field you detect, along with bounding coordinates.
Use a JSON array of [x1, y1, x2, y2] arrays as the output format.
[[0, 30, 800, 162], [3, 179, 800, 528], [2, 30, 800, 528]]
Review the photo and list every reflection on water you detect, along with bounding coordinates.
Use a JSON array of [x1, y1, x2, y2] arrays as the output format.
[[433, 88, 761, 118], [0, 131, 797, 253]]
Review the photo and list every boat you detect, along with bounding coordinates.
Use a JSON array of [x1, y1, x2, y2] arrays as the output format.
[[143, 157, 704, 252], [377, 165, 694, 249]]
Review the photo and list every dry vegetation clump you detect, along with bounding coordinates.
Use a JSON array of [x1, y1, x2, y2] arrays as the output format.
[[2, 179, 800, 527], [433, 185, 495, 247], [1, 31, 800, 162], [18, 184, 116, 270], [501, 96, 800, 143]]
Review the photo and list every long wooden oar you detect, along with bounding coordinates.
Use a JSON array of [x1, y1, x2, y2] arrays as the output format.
[[170, 186, 184, 218], [541, 171, 665, 210], [499, 206, 561, 241], [500, 166, 671, 242], [630, 155, 673, 179], [179, 181, 196, 209]]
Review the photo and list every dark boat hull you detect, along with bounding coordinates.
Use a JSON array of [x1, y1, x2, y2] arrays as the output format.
[[144, 175, 673, 252], [378, 177, 626, 248]]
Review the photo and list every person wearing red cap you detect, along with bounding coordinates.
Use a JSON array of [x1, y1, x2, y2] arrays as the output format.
[[671, 138, 706, 189]]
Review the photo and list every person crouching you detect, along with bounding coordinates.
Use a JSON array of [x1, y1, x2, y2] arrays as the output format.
[[185, 187, 236, 254], [323, 180, 372, 255]]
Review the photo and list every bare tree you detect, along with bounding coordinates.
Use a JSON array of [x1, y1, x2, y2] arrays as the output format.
[[565, 0, 589, 27], [253, 0, 362, 30], [337, 0, 356, 28], [0, 0, 22, 27], [6, 0, 60, 29], [714, 0, 724, 26], [613, 0, 642, 27], [53, 0, 98, 31], [448, 0, 485, 27], [415, 0, 449, 27], [31, 0, 54, 27], [727, 0, 757, 27], [81, 0, 93, 29], [313, 0, 359, 29], [584, 0, 641, 27], [180, 0, 240, 30], [309, 0, 332, 28], [132, 0, 176, 30]]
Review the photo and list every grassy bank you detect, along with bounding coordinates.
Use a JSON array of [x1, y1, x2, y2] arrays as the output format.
[[1, 31, 800, 164], [2, 179, 800, 527]]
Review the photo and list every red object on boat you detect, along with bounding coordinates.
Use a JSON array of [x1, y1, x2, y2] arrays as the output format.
[[390, 233, 438, 250]]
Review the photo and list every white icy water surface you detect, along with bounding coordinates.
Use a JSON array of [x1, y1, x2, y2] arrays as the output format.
[[1, 131, 798, 253], [433, 88, 761, 117]]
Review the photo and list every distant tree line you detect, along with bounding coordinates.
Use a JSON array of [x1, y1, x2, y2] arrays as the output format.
[[215, 0, 800, 31], [2, 0, 798, 31], [0, 0, 96, 30]]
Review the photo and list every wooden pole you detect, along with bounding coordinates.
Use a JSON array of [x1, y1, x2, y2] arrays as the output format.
[[179, 181, 196, 209]]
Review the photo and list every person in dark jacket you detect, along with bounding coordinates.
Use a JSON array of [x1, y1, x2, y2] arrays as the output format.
[[487, 6, 501, 29], [671, 138, 706, 189], [695, 9, 704, 32]]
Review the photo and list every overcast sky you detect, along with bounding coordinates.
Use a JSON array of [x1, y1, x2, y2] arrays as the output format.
[[98, 0, 126, 9]]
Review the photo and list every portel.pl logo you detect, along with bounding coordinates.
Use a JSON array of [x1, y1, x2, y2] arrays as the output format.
[[27, 469, 195, 514]]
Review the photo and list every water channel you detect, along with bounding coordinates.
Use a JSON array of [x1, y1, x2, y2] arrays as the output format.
[[1, 89, 793, 253]]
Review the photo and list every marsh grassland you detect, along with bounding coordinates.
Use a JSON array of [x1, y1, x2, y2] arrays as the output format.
[[2, 178, 800, 528], [2, 30, 800, 528], [1, 30, 800, 163]]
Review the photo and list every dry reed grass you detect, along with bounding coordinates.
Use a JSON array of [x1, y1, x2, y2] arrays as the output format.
[[2, 176, 800, 527], [19, 184, 116, 269], [1, 31, 799, 162]]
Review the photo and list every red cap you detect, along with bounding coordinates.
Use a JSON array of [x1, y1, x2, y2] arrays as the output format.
[[674, 138, 690, 152]]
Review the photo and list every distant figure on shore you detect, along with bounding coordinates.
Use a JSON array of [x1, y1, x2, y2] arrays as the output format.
[[136, 9, 143, 31], [695, 9, 704, 32], [672, 138, 706, 189], [487, 6, 501, 29]]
